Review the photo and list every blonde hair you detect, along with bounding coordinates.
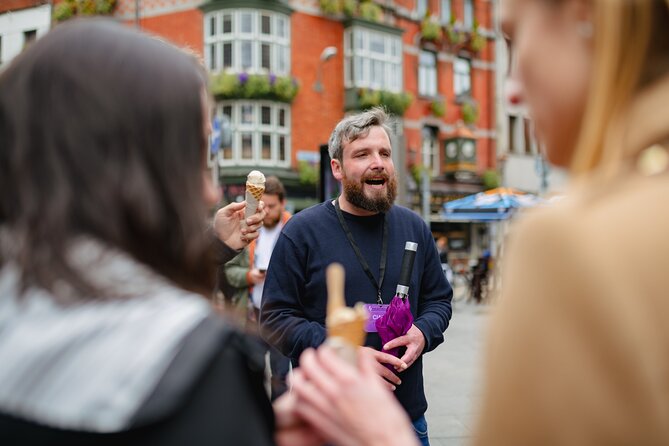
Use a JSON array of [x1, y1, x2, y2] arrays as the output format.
[[570, 0, 669, 177]]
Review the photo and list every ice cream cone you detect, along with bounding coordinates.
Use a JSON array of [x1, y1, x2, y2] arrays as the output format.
[[244, 170, 265, 225], [325, 264, 368, 364], [327, 305, 368, 346]]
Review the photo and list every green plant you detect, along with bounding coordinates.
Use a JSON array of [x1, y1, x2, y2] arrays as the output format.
[[342, 0, 357, 16], [319, 0, 341, 15], [469, 20, 486, 52], [243, 75, 271, 99], [211, 73, 299, 103], [298, 161, 319, 186], [410, 163, 431, 185], [355, 88, 412, 116], [430, 99, 445, 117], [420, 15, 442, 42], [359, 1, 382, 22], [461, 101, 479, 125], [482, 169, 500, 190], [53, 1, 76, 21], [53, 0, 116, 22], [444, 16, 466, 46]]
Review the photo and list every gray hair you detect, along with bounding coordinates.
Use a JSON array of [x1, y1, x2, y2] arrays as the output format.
[[327, 107, 392, 161]]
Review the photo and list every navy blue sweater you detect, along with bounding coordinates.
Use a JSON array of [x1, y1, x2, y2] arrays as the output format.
[[260, 201, 453, 421]]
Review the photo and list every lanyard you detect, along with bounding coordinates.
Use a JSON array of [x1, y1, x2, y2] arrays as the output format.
[[334, 199, 388, 304]]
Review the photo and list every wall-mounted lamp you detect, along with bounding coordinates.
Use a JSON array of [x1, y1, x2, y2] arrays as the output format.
[[313, 46, 338, 93]]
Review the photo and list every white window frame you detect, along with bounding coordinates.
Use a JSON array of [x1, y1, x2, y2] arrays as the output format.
[[216, 101, 291, 167], [418, 50, 437, 97], [416, 0, 428, 19], [203, 9, 290, 75], [453, 57, 471, 97], [344, 26, 403, 93], [422, 126, 440, 176], [464, 0, 474, 28], [440, 0, 451, 23]]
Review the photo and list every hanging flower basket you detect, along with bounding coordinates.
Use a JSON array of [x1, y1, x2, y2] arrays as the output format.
[[211, 72, 299, 103]]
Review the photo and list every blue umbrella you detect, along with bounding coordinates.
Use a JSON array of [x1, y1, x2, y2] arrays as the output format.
[[442, 187, 542, 222]]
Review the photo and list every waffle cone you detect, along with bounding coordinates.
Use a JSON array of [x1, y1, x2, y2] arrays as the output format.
[[244, 182, 265, 222], [246, 182, 265, 201], [327, 317, 367, 347]]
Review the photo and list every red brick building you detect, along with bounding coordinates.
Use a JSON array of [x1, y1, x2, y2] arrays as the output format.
[[92, 1, 498, 219]]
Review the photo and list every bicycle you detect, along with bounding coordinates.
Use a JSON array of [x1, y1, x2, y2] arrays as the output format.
[[450, 261, 490, 304], [451, 264, 472, 303]]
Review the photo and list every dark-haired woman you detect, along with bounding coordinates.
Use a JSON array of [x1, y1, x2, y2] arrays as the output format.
[[0, 19, 319, 446]]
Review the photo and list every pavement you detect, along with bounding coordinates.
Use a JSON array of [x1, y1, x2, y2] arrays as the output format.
[[423, 300, 493, 446]]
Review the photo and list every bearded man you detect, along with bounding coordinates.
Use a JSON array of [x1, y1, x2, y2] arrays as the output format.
[[260, 108, 452, 446]]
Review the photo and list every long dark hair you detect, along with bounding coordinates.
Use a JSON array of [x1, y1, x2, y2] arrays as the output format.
[[0, 19, 215, 299]]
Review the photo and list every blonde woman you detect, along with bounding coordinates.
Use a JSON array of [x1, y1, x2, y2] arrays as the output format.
[[289, 0, 669, 445], [475, 0, 669, 444]]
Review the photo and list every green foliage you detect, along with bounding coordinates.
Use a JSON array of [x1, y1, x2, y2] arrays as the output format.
[[319, 0, 341, 15], [430, 99, 445, 117], [356, 88, 413, 116], [211, 73, 299, 103], [243, 75, 271, 98], [53, 2, 75, 21], [359, 1, 382, 22], [444, 16, 466, 46], [342, 0, 357, 17], [298, 161, 319, 186], [469, 20, 486, 52], [53, 0, 116, 22], [420, 16, 442, 42], [410, 163, 431, 185], [461, 101, 479, 125], [482, 169, 500, 190]]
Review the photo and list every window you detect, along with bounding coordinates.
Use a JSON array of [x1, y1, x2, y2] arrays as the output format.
[[216, 102, 290, 166], [344, 27, 403, 92], [204, 9, 290, 75], [422, 126, 440, 176], [23, 30, 37, 49], [464, 0, 474, 28], [453, 57, 471, 97], [418, 50, 437, 97], [440, 0, 451, 23], [416, 0, 428, 18], [508, 115, 517, 153], [508, 115, 537, 155]]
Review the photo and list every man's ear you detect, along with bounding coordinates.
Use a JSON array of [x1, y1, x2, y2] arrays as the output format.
[[331, 158, 343, 181]]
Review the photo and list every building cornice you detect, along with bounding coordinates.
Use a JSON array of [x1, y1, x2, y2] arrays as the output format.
[[200, 0, 293, 15], [343, 17, 403, 36]]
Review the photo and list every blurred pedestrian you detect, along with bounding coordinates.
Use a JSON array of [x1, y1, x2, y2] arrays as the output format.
[[0, 19, 320, 446], [225, 175, 292, 400], [261, 107, 453, 445], [474, 0, 669, 444]]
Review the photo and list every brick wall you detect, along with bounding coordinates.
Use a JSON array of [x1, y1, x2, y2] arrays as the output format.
[[0, 0, 48, 14], [290, 12, 345, 164]]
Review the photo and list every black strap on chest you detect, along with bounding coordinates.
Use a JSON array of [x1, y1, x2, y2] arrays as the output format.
[[334, 199, 388, 304]]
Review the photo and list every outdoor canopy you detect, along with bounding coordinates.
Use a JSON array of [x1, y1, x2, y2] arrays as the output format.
[[441, 187, 542, 222]]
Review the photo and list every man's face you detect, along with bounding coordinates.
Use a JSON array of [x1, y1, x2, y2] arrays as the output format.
[[262, 193, 285, 229], [332, 125, 397, 214]]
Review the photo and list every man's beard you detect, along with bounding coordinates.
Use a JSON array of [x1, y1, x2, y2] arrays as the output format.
[[342, 172, 397, 213], [264, 213, 281, 229]]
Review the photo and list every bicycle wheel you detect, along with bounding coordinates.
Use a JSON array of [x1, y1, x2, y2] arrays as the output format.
[[451, 272, 470, 302]]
